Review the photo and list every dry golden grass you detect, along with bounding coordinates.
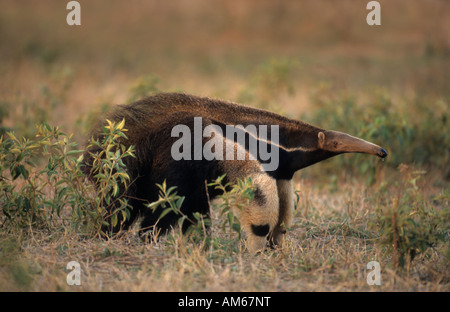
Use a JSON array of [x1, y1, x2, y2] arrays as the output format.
[[1, 174, 447, 292]]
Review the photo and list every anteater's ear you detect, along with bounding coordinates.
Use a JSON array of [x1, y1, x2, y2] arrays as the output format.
[[318, 132, 325, 147]]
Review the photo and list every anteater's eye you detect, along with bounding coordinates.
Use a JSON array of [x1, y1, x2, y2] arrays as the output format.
[[333, 141, 338, 148]]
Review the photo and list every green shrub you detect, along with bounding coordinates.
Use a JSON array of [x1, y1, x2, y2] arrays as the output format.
[[83, 118, 135, 235], [146, 180, 190, 237], [0, 120, 135, 237], [375, 165, 449, 269], [0, 123, 85, 232], [147, 175, 255, 251], [208, 174, 255, 239]]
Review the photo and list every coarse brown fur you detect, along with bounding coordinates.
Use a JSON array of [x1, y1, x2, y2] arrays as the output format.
[[83, 93, 387, 252]]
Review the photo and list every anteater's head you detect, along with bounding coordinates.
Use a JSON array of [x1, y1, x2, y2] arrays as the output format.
[[318, 130, 388, 158]]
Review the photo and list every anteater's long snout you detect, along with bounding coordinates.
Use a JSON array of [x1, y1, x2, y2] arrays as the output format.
[[377, 147, 388, 158], [322, 130, 388, 159]]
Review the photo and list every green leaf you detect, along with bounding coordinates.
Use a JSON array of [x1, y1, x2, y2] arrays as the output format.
[[112, 182, 119, 197], [111, 214, 118, 227], [232, 223, 241, 234], [175, 196, 185, 209], [147, 200, 163, 210], [121, 209, 129, 222], [159, 207, 174, 220], [15, 152, 25, 162], [167, 186, 177, 195], [227, 211, 234, 228], [66, 149, 84, 156]]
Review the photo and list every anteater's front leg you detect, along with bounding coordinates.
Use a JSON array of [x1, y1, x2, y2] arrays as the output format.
[[268, 179, 294, 247], [239, 172, 279, 253]]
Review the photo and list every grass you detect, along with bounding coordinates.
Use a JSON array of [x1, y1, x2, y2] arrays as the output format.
[[0, 1, 449, 292], [0, 172, 447, 292]]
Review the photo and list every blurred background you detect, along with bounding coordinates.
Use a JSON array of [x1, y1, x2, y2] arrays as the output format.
[[0, 0, 449, 181]]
